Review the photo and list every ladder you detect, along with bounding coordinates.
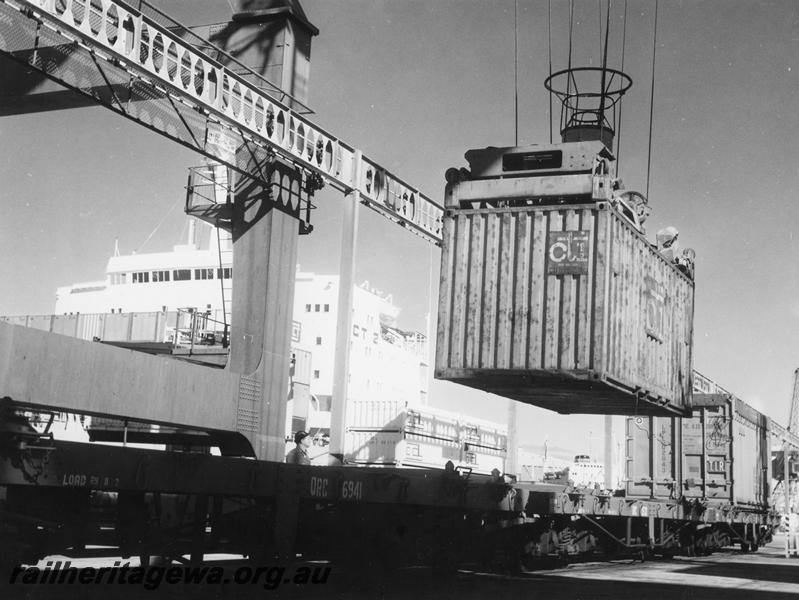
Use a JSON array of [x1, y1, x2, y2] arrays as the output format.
[[212, 165, 233, 346], [217, 230, 233, 344]]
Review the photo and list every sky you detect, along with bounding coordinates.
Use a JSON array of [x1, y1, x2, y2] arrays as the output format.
[[2, 0, 799, 452]]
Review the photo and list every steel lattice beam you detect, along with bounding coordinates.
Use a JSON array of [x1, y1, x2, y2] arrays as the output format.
[[0, 0, 444, 245]]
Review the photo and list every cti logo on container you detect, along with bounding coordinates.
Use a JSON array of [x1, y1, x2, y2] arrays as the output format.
[[547, 231, 590, 275]]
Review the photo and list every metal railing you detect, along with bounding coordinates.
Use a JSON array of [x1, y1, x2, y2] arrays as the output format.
[[172, 307, 228, 353], [7, 0, 444, 244]]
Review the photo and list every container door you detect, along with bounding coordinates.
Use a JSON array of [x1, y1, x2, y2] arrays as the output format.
[[652, 417, 679, 498], [732, 398, 768, 506], [626, 416, 653, 496], [701, 405, 733, 501], [625, 416, 680, 498], [681, 412, 705, 499]]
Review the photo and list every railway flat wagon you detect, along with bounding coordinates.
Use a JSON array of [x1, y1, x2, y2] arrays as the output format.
[[436, 145, 695, 416]]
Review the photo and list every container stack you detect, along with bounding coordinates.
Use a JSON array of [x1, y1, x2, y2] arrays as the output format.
[[1, 310, 217, 343]]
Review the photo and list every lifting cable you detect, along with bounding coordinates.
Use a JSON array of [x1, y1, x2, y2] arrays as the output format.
[[514, 0, 519, 146], [548, 0, 553, 144], [135, 197, 181, 254], [598, 0, 611, 145], [598, 0, 604, 58], [616, 0, 628, 175], [645, 0, 660, 200], [566, 0, 575, 129]]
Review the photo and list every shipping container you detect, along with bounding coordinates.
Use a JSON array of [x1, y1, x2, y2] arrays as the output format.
[[50, 314, 79, 337], [402, 432, 463, 469], [290, 348, 313, 386], [345, 430, 406, 465], [102, 313, 135, 341], [625, 415, 681, 498], [459, 416, 507, 452], [346, 400, 468, 438], [436, 202, 694, 416], [288, 349, 313, 430], [405, 407, 460, 442], [1, 311, 198, 344], [0, 315, 29, 328], [127, 312, 168, 341], [624, 394, 770, 508], [76, 313, 106, 340], [344, 427, 506, 475], [459, 445, 506, 474], [347, 397, 405, 429], [344, 429, 462, 468], [27, 315, 56, 332]]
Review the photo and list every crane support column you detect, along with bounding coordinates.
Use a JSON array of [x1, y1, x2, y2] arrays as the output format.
[[329, 152, 362, 463], [506, 401, 518, 477], [229, 149, 301, 462]]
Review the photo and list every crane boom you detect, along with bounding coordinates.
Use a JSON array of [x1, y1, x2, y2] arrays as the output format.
[[790, 367, 799, 434], [0, 0, 444, 244]]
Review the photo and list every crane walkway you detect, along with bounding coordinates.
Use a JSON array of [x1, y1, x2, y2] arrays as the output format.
[[0, 0, 444, 244]]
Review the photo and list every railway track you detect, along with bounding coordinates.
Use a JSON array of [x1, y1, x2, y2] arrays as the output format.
[[4, 536, 796, 599]]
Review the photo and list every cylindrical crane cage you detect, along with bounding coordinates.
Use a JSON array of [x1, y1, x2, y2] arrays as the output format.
[[544, 67, 632, 151]]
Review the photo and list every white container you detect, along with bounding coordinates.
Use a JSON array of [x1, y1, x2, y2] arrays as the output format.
[[345, 430, 404, 464]]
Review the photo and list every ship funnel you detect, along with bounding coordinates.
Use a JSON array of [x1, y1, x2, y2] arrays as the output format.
[[544, 66, 632, 152]]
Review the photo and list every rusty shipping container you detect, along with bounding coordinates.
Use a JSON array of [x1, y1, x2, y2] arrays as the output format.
[[436, 202, 694, 416]]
